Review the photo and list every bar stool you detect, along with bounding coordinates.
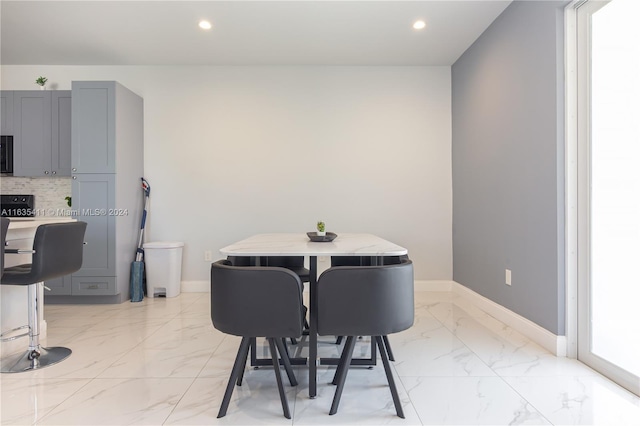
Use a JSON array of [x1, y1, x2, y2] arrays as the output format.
[[0, 221, 87, 373], [1, 217, 9, 275]]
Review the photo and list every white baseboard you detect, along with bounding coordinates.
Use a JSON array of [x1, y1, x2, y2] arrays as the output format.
[[181, 280, 209, 293], [451, 281, 567, 357], [414, 280, 453, 292]]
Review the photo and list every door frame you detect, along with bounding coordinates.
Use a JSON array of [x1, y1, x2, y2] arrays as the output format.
[[565, 0, 640, 396]]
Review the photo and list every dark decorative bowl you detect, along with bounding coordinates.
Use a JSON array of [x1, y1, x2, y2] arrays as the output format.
[[307, 232, 337, 242]]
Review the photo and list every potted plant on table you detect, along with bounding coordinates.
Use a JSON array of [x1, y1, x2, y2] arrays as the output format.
[[35, 76, 48, 90], [316, 221, 326, 237]]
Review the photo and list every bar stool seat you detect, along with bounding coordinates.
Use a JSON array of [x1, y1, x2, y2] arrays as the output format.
[[0, 221, 87, 373]]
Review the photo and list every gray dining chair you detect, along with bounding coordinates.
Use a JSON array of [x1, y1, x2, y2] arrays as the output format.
[[1, 221, 87, 373], [210, 259, 303, 419], [317, 258, 414, 417], [329, 254, 409, 359], [227, 255, 310, 336]]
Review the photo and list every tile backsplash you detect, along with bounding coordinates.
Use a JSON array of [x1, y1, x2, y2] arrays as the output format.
[[1, 177, 72, 215]]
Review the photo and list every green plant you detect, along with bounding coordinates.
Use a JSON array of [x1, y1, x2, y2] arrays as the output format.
[[317, 221, 325, 232], [35, 76, 48, 86], [65, 196, 72, 207]]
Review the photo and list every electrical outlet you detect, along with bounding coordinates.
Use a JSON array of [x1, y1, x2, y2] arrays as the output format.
[[505, 269, 512, 286], [319, 256, 328, 262], [204, 250, 212, 262]]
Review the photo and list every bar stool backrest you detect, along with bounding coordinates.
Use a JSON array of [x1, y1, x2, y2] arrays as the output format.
[[1, 221, 87, 285], [31, 222, 88, 282], [1, 217, 9, 276]]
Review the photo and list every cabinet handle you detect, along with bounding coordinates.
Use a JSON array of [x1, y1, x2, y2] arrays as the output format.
[[52, 171, 56, 175], [44, 171, 49, 174], [72, 176, 77, 180], [72, 168, 77, 172]]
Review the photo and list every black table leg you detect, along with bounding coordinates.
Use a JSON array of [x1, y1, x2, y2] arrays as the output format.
[[309, 255, 318, 398]]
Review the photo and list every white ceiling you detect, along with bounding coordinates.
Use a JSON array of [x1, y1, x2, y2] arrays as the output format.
[[0, 1, 512, 66]]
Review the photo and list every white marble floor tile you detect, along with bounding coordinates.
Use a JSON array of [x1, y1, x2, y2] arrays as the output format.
[[503, 375, 640, 425], [37, 377, 194, 425], [164, 374, 298, 424], [97, 338, 221, 378], [139, 317, 223, 351], [426, 301, 599, 378], [3, 291, 639, 426], [0, 377, 90, 425], [390, 327, 496, 377], [401, 376, 551, 425], [13, 322, 155, 379], [293, 365, 421, 425]]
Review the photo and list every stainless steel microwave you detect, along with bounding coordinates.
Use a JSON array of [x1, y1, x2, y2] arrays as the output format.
[[0, 135, 13, 174]]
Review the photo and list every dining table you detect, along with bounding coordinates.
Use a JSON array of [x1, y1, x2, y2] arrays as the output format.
[[219, 232, 408, 398]]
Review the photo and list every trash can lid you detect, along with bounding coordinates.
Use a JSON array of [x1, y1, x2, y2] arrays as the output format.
[[143, 242, 185, 249]]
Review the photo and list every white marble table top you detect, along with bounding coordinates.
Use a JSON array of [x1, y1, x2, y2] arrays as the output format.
[[219, 233, 407, 257]]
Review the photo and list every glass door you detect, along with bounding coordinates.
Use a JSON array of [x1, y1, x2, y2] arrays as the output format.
[[576, 0, 640, 396]]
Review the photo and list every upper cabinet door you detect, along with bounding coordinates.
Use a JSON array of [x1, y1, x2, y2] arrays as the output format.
[[12, 91, 52, 177], [0, 91, 14, 135], [51, 91, 72, 176], [72, 82, 116, 173]]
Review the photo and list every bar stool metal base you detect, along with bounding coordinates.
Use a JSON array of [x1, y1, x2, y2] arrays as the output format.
[[1, 346, 72, 373]]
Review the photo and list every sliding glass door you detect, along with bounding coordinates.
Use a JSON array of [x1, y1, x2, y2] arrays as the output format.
[[576, 0, 640, 396]]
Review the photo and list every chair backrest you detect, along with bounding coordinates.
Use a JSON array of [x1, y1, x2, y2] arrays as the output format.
[[262, 256, 304, 269], [210, 259, 304, 338], [317, 258, 414, 337], [1, 217, 9, 276], [30, 221, 87, 282], [331, 254, 409, 267], [226, 256, 253, 266], [330, 256, 366, 267]]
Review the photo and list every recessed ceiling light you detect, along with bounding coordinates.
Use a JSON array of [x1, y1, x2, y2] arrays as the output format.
[[199, 20, 212, 30], [413, 20, 426, 30]]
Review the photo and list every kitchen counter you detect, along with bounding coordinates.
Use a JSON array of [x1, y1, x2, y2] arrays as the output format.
[[1, 217, 77, 357]]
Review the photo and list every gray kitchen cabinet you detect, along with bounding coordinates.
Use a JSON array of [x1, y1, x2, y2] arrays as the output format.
[[71, 82, 116, 173], [12, 90, 72, 177], [12, 91, 52, 176], [71, 276, 117, 296], [51, 91, 72, 176], [72, 174, 117, 280], [63, 81, 143, 303], [45, 275, 72, 296], [0, 91, 13, 134]]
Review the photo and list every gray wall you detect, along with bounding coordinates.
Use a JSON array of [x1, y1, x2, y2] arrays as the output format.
[[452, 0, 567, 335]]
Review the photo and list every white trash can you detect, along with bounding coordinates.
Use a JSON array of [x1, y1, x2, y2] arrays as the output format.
[[143, 242, 184, 298]]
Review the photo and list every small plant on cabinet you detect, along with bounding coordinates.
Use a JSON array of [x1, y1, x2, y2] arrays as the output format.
[[316, 221, 326, 236], [35, 76, 48, 89]]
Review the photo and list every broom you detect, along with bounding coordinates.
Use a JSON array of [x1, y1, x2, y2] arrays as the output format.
[[130, 178, 150, 302]]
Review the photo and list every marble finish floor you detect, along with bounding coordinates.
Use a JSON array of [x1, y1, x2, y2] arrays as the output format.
[[2, 291, 640, 425]]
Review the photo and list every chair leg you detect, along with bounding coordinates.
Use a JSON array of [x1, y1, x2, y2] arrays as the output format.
[[375, 336, 404, 418], [268, 338, 291, 419], [331, 335, 355, 385], [218, 337, 251, 418], [335, 336, 343, 345], [236, 340, 250, 386], [382, 335, 395, 362], [274, 337, 297, 386], [329, 335, 357, 415]]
